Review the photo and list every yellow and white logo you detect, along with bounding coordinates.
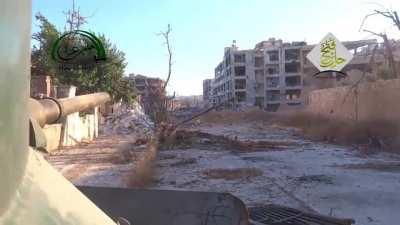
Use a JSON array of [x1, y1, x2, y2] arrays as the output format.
[[307, 33, 353, 72]]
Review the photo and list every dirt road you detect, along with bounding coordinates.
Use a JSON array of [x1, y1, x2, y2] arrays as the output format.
[[154, 123, 400, 225], [45, 134, 146, 187], [47, 122, 400, 225]]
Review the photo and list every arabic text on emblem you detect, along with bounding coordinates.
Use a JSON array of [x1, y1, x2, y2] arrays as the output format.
[[320, 38, 346, 68]]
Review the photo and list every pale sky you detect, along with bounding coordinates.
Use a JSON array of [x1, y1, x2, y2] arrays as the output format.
[[32, 0, 400, 96]]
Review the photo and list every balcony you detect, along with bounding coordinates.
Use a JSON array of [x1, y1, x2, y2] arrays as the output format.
[[265, 66, 280, 76], [266, 50, 279, 64], [284, 49, 300, 62], [235, 91, 247, 102], [285, 76, 301, 89], [254, 56, 264, 68], [234, 54, 246, 63], [284, 62, 300, 74], [266, 77, 280, 90], [266, 90, 281, 103], [234, 79, 246, 90], [286, 99, 302, 105], [234, 66, 246, 77], [284, 90, 301, 103], [266, 103, 281, 112]]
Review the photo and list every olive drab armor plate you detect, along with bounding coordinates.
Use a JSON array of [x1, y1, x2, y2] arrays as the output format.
[[0, 1, 116, 224], [78, 186, 249, 225], [0, 149, 116, 225]]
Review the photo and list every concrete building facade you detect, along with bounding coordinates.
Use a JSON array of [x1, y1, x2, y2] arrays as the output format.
[[205, 38, 379, 111], [207, 38, 305, 111], [128, 74, 165, 101], [202, 79, 212, 103], [128, 73, 167, 114]]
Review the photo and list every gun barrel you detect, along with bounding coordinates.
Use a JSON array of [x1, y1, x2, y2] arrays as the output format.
[[29, 92, 111, 127]]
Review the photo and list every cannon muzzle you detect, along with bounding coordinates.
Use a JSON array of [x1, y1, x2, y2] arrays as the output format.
[[29, 92, 111, 127]]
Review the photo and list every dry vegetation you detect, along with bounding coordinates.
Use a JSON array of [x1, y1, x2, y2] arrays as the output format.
[[203, 168, 263, 180], [170, 157, 197, 167], [279, 112, 400, 151], [125, 138, 159, 188], [199, 108, 275, 124], [199, 109, 400, 152], [159, 129, 298, 151], [280, 113, 400, 147], [340, 162, 400, 172]]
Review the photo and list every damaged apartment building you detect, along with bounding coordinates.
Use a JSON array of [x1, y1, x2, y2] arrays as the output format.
[[205, 38, 378, 111], [128, 74, 166, 110]]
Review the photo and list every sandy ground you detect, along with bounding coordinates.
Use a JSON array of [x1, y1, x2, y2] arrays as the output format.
[[45, 134, 146, 187], [154, 123, 400, 225], [46, 123, 400, 225]]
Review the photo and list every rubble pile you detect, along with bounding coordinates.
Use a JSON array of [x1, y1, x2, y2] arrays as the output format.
[[102, 103, 155, 139]]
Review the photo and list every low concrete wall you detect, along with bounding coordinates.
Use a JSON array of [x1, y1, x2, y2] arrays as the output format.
[[307, 78, 400, 121], [61, 108, 99, 147], [41, 85, 101, 151], [61, 108, 99, 146], [42, 124, 62, 152], [42, 108, 100, 151]]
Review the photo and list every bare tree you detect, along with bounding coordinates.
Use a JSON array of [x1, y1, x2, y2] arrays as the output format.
[[360, 9, 400, 32], [158, 24, 173, 91], [63, 0, 88, 31], [360, 7, 399, 78], [362, 29, 397, 78], [142, 24, 174, 126]]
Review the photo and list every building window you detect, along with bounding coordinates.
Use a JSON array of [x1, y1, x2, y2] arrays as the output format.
[[266, 90, 281, 101], [285, 62, 300, 73], [137, 86, 145, 91], [255, 97, 264, 108], [255, 70, 264, 93], [255, 69, 264, 77], [235, 79, 246, 89], [235, 91, 246, 102], [234, 54, 246, 63], [266, 77, 279, 88], [256, 82, 264, 92], [234, 66, 246, 76], [266, 66, 279, 75], [254, 56, 264, 67], [285, 49, 300, 61], [266, 103, 280, 112], [285, 90, 301, 100], [225, 52, 231, 66], [285, 76, 301, 87], [267, 50, 279, 61], [135, 78, 146, 85]]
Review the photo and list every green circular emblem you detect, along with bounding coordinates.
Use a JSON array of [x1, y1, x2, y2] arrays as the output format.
[[51, 30, 106, 65]]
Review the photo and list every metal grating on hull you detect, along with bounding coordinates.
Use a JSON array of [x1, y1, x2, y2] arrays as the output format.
[[248, 204, 355, 225]]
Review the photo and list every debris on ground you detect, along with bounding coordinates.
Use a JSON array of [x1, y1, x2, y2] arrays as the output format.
[[102, 102, 155, 141], [45, 106, 400, 225], [203, 168, 263, 180], [339, 162, 400, 172], [197, 110, 400, 152], [160, 129, 299, 151], [170, 158, 197, 167], [45, 135, 142, 187], [295, 175, 334, 185], [154, 123, 400, 225]]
